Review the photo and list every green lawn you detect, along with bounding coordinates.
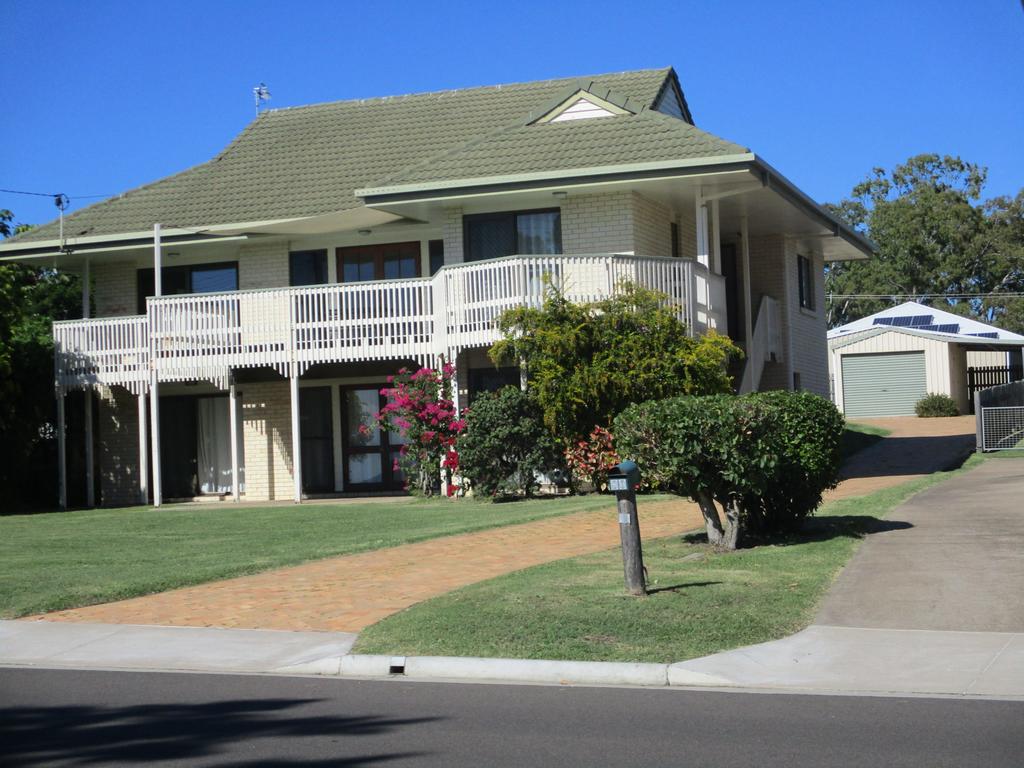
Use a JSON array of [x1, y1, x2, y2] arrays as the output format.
[[840, 420, 891, 461], [0, 494, 654, 619], [355, 457, 981, 663]]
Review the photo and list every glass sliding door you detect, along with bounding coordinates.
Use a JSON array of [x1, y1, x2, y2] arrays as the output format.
[[197, 396, 233, 494], [342, 386, 405, 491], [299, 386, 335, 494]]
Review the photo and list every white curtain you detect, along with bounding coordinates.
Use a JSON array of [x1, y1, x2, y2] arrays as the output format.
[[197, 397, 234, 494]]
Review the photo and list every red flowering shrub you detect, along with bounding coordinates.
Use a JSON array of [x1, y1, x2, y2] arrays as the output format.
[[377, 363, 466, 496], [564, 426, 619, 492]]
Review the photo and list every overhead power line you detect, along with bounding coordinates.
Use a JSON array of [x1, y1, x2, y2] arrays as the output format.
[[0, 188, 114, 201]]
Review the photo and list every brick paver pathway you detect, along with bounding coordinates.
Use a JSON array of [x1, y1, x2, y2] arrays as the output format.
[[32, 415, 976, 632]]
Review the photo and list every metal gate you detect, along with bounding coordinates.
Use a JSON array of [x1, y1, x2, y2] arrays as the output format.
[[976, 380, 1024, 451], [979, 407, 1024, 450]]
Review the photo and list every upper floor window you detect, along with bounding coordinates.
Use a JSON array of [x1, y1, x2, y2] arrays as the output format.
[[798, 254, 815, 311], [337, 242, 420, 283], [136, 262, 238, 314], [289, 249, 328, 286], [429, 239, 445, 276], [464, 210, 561, 262]]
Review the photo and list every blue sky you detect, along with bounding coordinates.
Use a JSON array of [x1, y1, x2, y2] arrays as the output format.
[[3, 0, 1022, 228]]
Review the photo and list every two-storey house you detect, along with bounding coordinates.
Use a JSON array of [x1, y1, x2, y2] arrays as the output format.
[[0, 67, 873, 507]]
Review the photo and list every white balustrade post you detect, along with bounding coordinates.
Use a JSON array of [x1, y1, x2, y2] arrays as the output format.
[[229, 378, 240, 502], [150, 374, 162, 507], [137, 392, 148, 505], [57, 390, 67, 510], [290, 370, 302, 503]]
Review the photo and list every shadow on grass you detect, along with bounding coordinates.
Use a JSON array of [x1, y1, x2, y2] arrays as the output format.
[[681, 516, 913, 549], [646, 581, 722, 595], [1, 698, 438, 766]]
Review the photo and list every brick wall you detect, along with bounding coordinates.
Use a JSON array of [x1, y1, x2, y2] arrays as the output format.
[[787, 248, 829, 397], [238, 240, 290, 290], [97, 386, 142, 506], [632, 193, 673, 256], [561, 191, 634, 254], [443, 207, 464, 264], [747, 235, 790, 391], [241, 380, 294, 501], [93, 262, 138, 317]]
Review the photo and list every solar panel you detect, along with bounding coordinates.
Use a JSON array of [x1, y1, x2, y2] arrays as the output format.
[[918, 324, 961, 334], [967, 332, 999, 339], [873, 315, 934, 327]]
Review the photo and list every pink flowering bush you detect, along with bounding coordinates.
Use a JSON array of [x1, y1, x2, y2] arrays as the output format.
[[564, 426, 620, 493], [376, 363, 466, 496]]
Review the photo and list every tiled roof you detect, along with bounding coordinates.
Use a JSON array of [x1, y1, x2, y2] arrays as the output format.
[[11, 68, 713, 244], [372, 109, 747, 189]]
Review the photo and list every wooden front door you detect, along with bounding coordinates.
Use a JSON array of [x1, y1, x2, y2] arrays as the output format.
[[337, 242, 421, 283]]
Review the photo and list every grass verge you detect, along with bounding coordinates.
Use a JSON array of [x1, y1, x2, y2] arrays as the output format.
[[355, 455, 984, 663], [0, 494, 662, 619]]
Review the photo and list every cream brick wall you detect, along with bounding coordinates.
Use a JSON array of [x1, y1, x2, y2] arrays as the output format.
[[238, 240, 290, 290], [677, 209, 697, 259], [93, 261, 138, 317], [443, 207, 464, 264], [747, 235, 790, 391], [787, 247, 829, 397], [241, 380, 294, 501], [561, 192, 634, 254], [632, 193, 673, 256], [97, 386, 142, 506]]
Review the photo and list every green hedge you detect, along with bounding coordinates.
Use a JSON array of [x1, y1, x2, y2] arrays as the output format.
[[614, 391, 844, 545]]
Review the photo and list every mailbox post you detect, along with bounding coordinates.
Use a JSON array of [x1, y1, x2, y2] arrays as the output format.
[[608, 460, 645, 596]]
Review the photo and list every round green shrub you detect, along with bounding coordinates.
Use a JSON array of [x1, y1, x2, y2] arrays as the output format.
[[613, 391, 844, 543], [457, 387, 561, 499], [914, 393, 959, 417]]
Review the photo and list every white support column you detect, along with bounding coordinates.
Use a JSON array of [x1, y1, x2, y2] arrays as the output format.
[[84, 390, 95, 507], [741, 215, 753, 351], [153, 223, 162, 295], [290, 370, 302, 503], [81, 256, 91, 318], [137, 392, 148, 505], [57, 391, 67, 510], [82, 255, 95, 508], [149, 223, 163, 507], [229, 379, 240, 502], [710, 200, 722, 275], [695, 194, 710, 269], [150, 376, 162, 507]]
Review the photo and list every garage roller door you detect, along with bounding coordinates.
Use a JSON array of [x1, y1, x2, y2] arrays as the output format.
[[841, 351, 927, 417]]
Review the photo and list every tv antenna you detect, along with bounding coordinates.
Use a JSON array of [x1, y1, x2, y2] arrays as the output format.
[[253, 82, 271, 115]]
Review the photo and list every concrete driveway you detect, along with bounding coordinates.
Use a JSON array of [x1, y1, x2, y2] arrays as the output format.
[[817, 456, 1024, 632]]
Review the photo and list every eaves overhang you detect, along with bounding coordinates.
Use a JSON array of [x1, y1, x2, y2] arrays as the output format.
[[357, 152, 875, 260]]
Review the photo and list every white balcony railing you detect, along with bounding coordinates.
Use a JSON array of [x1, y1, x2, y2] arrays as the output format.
[[53, 254, 727, 393]]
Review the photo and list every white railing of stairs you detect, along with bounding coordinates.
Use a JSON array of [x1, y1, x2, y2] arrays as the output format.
[[738, 295, 782, 394], [53, 254, 727, 394]]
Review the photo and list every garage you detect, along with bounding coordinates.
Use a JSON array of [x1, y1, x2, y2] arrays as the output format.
[[841, 351, 926, 417]]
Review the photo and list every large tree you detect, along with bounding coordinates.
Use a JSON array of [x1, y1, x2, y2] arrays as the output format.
[[0, 211, 81, 510], [826, 154, 1024, 332]]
